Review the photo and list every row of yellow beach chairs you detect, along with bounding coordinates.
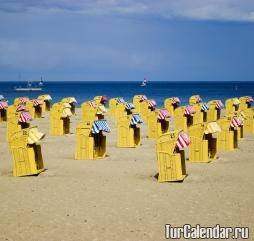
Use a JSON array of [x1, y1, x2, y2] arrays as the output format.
[[2, 93, 254, 182]]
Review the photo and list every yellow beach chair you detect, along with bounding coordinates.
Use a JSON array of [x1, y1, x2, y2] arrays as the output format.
[[81, 100, 107, 121], [94, 96, 108, 106], [174, 106, 196, 132], [225, 98, 240, 115], [49, 102, 72, 136], [9, 127, 45, 177], [164, 97, 180, 117], [0, 100, 8, 122], [139, 99, 157, 122], [188, 122, 221, 163], [75, 119, 110, 160], [132, 95, 148, 113], [117, 113, 142, 148], [6, 105, 32, 143], [14, 97, 30, 106], [38, 94, 52, 112], [109, 97, 125, 117], [156, 130, 189, 182], [147, 109, 170, 139], [217, 116, 239, 152], [25, 99, 44, 118], [61, 97, 77, 115], [207, 100, 224, 122]]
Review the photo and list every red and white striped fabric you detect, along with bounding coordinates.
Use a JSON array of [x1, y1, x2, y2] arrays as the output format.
[[158, 109, 170, 120], [230, 117, 243, 128], [18, 111, 32, 123], [176, 131, 191, 150], [184, 106, 195, 115], [140, 95, 147, 101], [33, 99, 44, 107], [246, 96, 254, 102], [16, 104, 26, 112], [19, 97, 29, 104], [215, 100, 224, 109], [171, 97, 180, 104], [0, 101, 8, 110], [148, 99, 157, 108], [89, 100, 97, 107]]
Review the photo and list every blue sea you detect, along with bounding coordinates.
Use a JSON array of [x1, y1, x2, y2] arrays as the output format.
[[1, 81, 254, 107]]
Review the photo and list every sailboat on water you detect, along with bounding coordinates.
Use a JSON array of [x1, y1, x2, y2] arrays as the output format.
[[141, 77, 147, 87], [14, 76, 44, 92]]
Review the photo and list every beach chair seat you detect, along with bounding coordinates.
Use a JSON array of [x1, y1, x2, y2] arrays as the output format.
[[207, 100, 224, 122], [188, 122, 221, 163], [75, 120, 110, 160], [9, 127, 45, 177], [147, 109, 170, 139], [217, 117, 238, 152], [164, 97, 180, 117], [38, 94, 52, 112], [132, 95, 147, 113], [49, 102, 72, 136], [117, 114, 142, 148], [225, 98, 240, 115], [156, 130, 189, 182], [109, 97, 125, 117], [81, 100, 107, 121]]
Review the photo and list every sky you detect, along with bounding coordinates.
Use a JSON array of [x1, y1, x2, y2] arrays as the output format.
[[0, 0, 254, 82]]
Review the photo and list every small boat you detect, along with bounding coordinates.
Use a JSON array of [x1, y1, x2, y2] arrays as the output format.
[[14, 78, 43, 92], [141, 77, 147, 87]]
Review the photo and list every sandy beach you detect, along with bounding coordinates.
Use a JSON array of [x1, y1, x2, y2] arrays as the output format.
[[0, 108, 253, 241]]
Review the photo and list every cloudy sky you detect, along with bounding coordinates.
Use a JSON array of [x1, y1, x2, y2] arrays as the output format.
[[0, 0, 254, 81]]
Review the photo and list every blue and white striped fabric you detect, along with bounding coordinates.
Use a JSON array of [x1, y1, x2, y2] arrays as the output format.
[[201, 103, 209, 112], [125, 102, 135, 110], [91, 120, 111, 134], [130, 114, 142, 125], [117, 97, 125, 103]]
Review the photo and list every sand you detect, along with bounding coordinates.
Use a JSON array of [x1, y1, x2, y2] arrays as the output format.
[[0, 108, 253, 241]]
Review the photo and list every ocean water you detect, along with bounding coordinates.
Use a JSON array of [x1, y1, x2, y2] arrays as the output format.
[[1, 81, 254, 108]]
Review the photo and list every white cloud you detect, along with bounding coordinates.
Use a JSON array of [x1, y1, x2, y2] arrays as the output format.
[[1, 0, 254, 22]]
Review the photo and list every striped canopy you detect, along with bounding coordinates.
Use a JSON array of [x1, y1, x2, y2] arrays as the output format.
[[176, 131, 191, 150], [20, 97, 29, 104], [16, 104, 26, 112], [125, 103, 135, 110], [246, 96, 254, 103], [215, 100, 224, 109], [130, 114, 142, 125], [19, 111, 32, 123], [33, 99, 44, 107], [27, 127, 45, 144], [201, 103, 209, 112], [171, 97, 180, 104], [148, 99, 157, 108], [0, 101, 8, 110], [158, 109, 170, 120], [231, 117, 243, 128], [116, 97, 125, 103], [91, 120, 110, 134], [204, 122, 221, 134], [89, 100, 97, 107], [140, 95, 147, 101], [184, 106, 196, 115]]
